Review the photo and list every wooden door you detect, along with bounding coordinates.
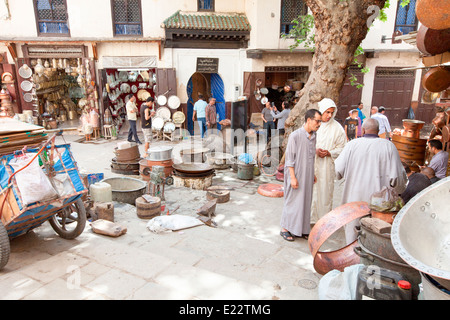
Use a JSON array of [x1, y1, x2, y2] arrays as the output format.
[[336, 67, 364, 125], [155, 68, 177, 99], [371, 67, 416, 127], [243, 72, 265, 117]]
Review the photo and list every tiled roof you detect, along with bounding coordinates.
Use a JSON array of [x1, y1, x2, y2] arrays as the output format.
[[163, 10, 251, 32]]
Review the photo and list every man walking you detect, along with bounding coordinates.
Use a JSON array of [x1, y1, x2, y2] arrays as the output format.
[[141, 96, 156, 157], [205, 97, 218, 134], [280, 108, 322, 241], [126, 95, 141, 144], [192, 94, 208, 138], [261, 101, 275, 145], [311, 98, 347, 224], [371, 106, 391, 139], [335, 118, 407, 244]]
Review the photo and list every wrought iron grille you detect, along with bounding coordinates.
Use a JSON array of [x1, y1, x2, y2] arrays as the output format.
[[34, 0, 69, 35], [394, 0, 418, 35], [376, 67, 415, 78], [112, 0, 142, 36], [280, 0, 307, 35], [198, 0, 214, 11]]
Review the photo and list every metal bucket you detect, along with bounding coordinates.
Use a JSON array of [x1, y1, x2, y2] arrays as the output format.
[[391, 177, 450, 291], [101, 177, 146, 205], [237, 163, 254, 180]]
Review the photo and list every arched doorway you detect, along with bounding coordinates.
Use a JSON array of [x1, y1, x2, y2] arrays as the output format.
[[187, 72, 225, 135]]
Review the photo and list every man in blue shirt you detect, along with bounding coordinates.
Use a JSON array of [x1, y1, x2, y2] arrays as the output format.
[[192, 94, 208, 138]]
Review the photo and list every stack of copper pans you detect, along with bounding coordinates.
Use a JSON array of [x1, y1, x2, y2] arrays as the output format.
[[111, 143, 141, 175], [392, 120, 428, 171]]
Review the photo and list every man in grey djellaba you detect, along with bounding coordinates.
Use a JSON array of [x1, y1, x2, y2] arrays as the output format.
[[280, 109, 322, 241]]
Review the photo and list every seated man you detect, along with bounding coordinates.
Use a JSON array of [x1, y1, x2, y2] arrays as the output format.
[[420, 139, 449, 179], [401, 162, 432, 204], [420, 167, 439, 184]]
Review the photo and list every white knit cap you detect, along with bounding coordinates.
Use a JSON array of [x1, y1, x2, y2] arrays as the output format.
[[317, 98, 337, 113]]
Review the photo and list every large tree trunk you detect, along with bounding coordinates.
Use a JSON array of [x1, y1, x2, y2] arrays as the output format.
[[283, 0, 386, 151]]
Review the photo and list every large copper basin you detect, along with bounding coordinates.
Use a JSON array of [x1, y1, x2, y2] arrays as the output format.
[[308, 202, 371, 275]]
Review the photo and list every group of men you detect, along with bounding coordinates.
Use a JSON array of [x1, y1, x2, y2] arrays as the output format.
[[343, 103, 392, 141], [192, 94, 218, 138], [280, 98, 448, 245]]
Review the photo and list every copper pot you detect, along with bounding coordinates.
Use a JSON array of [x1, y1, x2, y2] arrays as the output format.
[[402, 119, 425, 138], [416, 0, 450, 30], [422, 67, 450, 93], [308, 201, 371, 275]]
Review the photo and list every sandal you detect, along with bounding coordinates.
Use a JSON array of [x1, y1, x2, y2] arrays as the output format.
[[301, 234, 309, 240], [280, 230, 294, 242]]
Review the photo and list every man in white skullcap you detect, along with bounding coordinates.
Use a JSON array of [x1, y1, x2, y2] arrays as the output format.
[[311, 98, 347, 224]]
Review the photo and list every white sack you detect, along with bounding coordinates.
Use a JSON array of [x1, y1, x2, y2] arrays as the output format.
[[146, 215, 204, 233], [9, 153, 59, 206]]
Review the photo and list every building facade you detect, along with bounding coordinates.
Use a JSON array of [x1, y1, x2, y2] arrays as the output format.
[[0, 0, 430, 132]]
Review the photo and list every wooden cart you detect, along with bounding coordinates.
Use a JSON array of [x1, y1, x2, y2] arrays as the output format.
[[0, 135, 88, 270]]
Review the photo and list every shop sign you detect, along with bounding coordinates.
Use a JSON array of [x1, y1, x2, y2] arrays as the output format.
[[196, 58, 219, 73]]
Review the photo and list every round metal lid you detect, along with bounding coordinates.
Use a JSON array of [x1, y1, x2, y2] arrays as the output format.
[[391, 177, 450, 288]]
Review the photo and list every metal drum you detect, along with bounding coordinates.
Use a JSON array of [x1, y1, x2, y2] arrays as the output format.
[[391, 177, 450, 292]]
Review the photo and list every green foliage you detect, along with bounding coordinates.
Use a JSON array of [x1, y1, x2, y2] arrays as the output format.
[[280, 14, 315, 51], [283, 0, 411, 88]]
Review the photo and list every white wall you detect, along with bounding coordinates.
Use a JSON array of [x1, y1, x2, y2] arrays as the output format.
[[168, 48, 249, 102]]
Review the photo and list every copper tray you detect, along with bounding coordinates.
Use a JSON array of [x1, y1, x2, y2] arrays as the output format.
[[422, 67, 450, 93], [172, 163, 213, 174], [416, 0, 450, 30]]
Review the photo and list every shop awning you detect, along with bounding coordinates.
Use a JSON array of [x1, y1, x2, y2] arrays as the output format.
[[102, 56, 157, 69]]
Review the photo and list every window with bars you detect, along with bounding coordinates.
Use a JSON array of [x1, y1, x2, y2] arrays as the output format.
[[394, 0, 418, 35], [33, 0, 69, 36], [198, 0, 214, 12], [280, 0, 308, 35], [111, 0, 143, 36]]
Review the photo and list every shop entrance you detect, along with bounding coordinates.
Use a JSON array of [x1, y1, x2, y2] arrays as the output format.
[[187, 72, 225, 136]]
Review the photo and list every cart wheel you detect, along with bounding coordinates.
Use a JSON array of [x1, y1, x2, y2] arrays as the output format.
[[165, 176, 174, 186], [0, 221, 10, 270], [49, 198, 86, 240]]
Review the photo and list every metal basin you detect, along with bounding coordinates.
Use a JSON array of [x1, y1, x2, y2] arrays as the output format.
[[147, 146, 173, 161], [391, 177, 450, 290], [101, 177, 146, 205]]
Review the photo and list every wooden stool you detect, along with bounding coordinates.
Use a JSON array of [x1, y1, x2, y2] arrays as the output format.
[[92, 127, 101, 140], [104, 125, 113, 139]]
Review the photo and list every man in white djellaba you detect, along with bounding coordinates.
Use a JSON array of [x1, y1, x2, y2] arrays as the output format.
[[310, 98, 347, 224], [334, 118, 407, 245]]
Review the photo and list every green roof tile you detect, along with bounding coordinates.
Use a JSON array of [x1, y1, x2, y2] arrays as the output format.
[[163, 10, 251, 32]]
